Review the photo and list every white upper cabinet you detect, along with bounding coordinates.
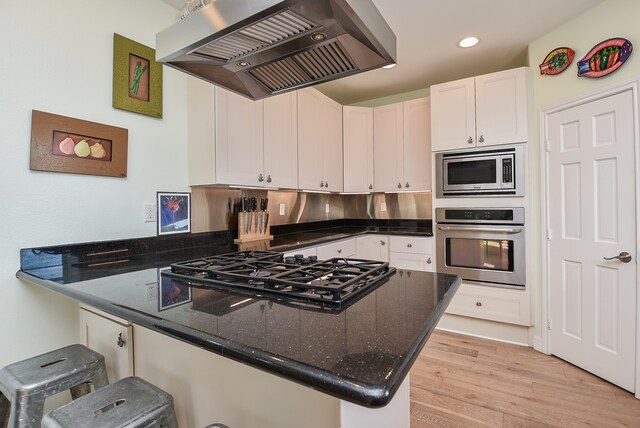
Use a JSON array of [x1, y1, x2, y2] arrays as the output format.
[[431, 67, 529, 152], [343, 106, 374, 193], [374, 98, 431, 192], [298, 88, 343, 192], [263, 92, 298, 189], [373, 102, 404, 192], [402, 97, 431, 191], [215, 87, 265, 186]]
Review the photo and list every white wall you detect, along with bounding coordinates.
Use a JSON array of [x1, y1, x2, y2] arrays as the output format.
[[527, 0, 640, 341], [0, 0, 190, 367]]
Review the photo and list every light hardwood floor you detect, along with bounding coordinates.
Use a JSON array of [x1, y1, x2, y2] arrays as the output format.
[[410, 330, 640, 427]]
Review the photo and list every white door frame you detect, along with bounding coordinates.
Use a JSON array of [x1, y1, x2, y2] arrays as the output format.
[[540, 78, 640, 398]]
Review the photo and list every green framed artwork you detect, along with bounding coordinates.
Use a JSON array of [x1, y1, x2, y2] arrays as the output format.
[[113, 33, 163, 118]]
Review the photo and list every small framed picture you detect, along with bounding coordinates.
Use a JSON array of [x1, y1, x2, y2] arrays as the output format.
[[157, 192, 191, 235], [158, 271, 192, 311]]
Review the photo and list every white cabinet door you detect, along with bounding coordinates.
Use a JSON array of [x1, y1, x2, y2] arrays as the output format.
[[298, 89, 325, 191], [389, 253, 433, 272], [317, 239, 356, 259], [355, 235, 389, 262], [373, 103, 403, 192], [79, 307, 133, 383], [402, 97, 431, 191], [264, 92, 298, 189], [321, 96, 344, 193], [475, 67, 528, 147], [215, 87, 265, 186], [343, 106, 374, 193], [430, 77, 475, 152]]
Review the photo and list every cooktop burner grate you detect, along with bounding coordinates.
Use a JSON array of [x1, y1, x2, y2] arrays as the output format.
[[162, 251, 395, 306]]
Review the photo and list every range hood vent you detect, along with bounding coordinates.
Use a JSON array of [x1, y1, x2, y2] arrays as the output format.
[[157, 0, 396, 100]]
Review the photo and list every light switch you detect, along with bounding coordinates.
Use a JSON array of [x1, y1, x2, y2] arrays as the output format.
[[380, 202, 387, 212], [279, 203, 285, 216], [325, 203, 330, 214]]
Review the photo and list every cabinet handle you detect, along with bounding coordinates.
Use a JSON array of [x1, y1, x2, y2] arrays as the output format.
[[476, 302, 482, 307], [337, 249, 342, 254], [407, 243, 412, 248], [258, 173, 264, 182], [479, 135, 485, 143], [380, 240, 386, 246], [369, 184, 373, 190], [397, 182, 402, 188], [266, 175, 272, 183], [117, 333, 126, 348], [427, 257, 432, 264], [405, 182, 409, 188], [320, 181, 324, 187], [325, 182, 329, 188], [467, 136, 473, 144]]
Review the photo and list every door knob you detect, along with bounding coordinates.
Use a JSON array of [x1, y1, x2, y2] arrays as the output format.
[[603, 252, 632, 263]]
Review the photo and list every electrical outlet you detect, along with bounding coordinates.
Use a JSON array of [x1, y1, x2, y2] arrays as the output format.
[[325, 203, 330, 214], [380, 202, 387, 212], [144, 204, 156, 222], [279, 203, 285, 216]]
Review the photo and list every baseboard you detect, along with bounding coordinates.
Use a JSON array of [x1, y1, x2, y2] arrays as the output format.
[[436, 313, 532, 346], [533, 336, 543, 353]]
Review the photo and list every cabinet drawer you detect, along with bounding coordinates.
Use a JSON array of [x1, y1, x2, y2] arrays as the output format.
[[283, 246, 317, 258], [389, 253, 433, 272], [389, 235, 432, 254], [445, 283, 531, 326], [317, 239, 356, 259]]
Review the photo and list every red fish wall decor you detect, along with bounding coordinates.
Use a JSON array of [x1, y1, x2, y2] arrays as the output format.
[[540, 47, 575, 75], [577, 38, 633, 78]]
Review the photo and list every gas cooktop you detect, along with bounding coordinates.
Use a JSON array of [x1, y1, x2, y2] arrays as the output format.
[[162, 250, 396, 307]]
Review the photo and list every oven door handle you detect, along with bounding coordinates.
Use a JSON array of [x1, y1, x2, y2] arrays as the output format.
[[437, 226, 524, 234]]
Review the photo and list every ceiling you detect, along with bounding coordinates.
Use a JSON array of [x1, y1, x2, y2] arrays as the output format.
[[159, 0, 604, 104]]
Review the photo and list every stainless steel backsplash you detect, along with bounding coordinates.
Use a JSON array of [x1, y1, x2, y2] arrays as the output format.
[[191, 187, 432, 233]]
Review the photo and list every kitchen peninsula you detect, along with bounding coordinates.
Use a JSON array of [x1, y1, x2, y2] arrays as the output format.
[[17, 229, 459, 428]]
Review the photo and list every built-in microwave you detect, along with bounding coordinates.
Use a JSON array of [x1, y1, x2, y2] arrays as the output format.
[[435, 145, 524, 197]]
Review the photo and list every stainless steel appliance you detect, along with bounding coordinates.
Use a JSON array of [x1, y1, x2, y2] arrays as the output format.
[[436, 207, 525, 288], [162, 250, 395, 308], [435, 145, 524, 197], [156, 0, 396, 100]]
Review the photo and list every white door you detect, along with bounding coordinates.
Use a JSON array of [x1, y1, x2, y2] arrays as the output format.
[[547, 89, 636, 392]]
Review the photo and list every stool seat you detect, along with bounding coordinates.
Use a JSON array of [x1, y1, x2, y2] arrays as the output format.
[[0, 344, 108, 427], [42, 377, 178, 428]]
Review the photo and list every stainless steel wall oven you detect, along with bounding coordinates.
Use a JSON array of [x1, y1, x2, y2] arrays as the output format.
[[436, 207, 525, 288]]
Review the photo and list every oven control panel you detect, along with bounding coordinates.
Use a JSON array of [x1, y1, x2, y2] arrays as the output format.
[[435, 207, 525, 225]]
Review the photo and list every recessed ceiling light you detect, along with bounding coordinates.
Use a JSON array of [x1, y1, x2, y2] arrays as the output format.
[[458, 36, 480, 48], [382, 63, 397, 69]]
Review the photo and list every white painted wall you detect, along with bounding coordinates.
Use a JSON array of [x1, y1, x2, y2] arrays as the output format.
[[0, 0, 190, 367], [527, 0, 640, 341]]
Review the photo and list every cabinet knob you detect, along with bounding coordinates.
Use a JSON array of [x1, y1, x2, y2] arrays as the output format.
[[479, 135, 485, 143], [476, 301, 482, 307], [467, 137, 473, 144], [407, 243, 412, 248], [337, 249, 342, 254], [427, 257, 432, 264], [369, 184, 373, 190], [320, 181, 324, 187], [325, 182, 329, 188], [397, 182, 402, 188], [258, 173, 264, 182], [117, 333, 126, 348], [266, 175, 272, 183], [380, 240, 386, 246], [405, 182, 409, 188]]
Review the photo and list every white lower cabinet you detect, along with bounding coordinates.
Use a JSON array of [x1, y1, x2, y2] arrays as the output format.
[[388, 236, 433, 272], [283, 246, 317, 258], [444, 282, 531, 326], [355, 235, 389, 262], [317, 238, 356, 259], [79, 306, 134, 383]]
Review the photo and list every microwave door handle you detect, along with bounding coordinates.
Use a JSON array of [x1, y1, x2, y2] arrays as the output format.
[[437, 226, 524, 234]]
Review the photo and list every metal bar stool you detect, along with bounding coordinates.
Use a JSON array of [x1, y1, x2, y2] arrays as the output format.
[[41, 376, 178, 428], [0, 344, 108, 428]]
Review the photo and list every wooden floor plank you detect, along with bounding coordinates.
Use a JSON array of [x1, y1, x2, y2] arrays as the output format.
[[410, 331, 640, 428]]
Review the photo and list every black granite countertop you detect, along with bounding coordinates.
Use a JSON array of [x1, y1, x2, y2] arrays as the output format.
[[17, 219, 454, 408]]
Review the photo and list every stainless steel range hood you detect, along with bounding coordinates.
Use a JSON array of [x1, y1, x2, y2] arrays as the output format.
[[156, 0, 396, 100]]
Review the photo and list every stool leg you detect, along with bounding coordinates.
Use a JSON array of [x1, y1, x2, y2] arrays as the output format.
[[69, 383, 91, 399], [92, 364, 109, 390], [0, 393, 10, 428], [9, 393, 45, 428]]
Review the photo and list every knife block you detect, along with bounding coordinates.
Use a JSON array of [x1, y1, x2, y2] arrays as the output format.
[[234, 212, 273, 243]]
